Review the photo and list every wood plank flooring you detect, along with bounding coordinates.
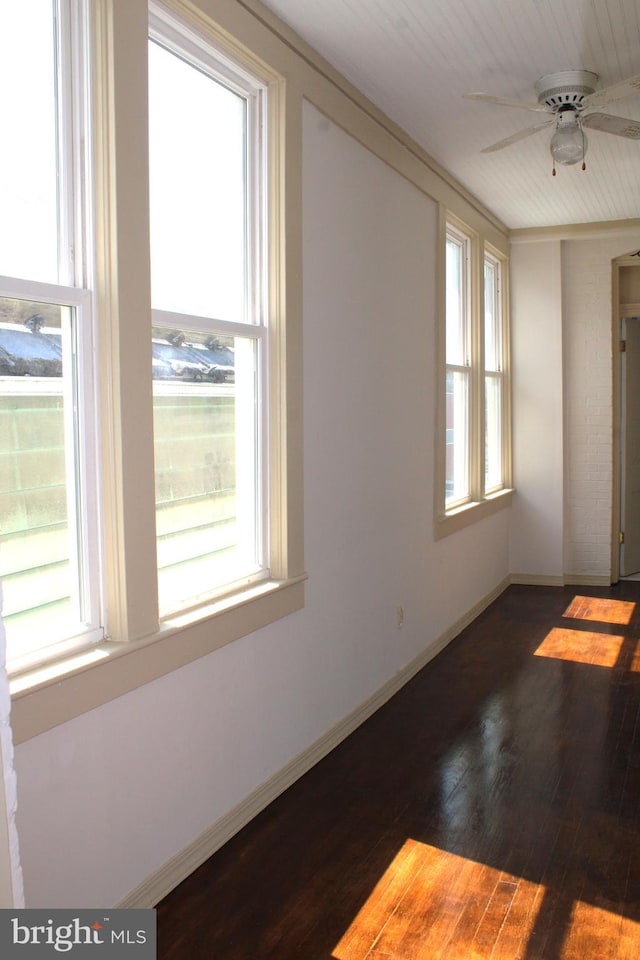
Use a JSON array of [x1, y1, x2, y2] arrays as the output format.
[[156, 584, 640, 959]]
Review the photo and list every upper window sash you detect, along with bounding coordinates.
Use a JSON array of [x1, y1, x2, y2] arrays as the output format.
[[148, 9, 267, 330], [484, 253, 502, 374], [445, 227, 471, 368], [0, 0, 91, 289]]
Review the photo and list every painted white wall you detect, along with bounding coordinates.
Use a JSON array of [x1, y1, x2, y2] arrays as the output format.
[[509, 240, 564, 580], [562, 233, 640, 580], [509, 227, 640, 583], [13, 103, 511, 908]]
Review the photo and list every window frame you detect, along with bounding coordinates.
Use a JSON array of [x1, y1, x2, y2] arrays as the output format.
[[444, 222, 473, 509], [483, 247, 507, 496], [147, 15, 272, 617], [0, 0, 104, 674], [8, 0, 305, 743], [435, 208, 512, 538]]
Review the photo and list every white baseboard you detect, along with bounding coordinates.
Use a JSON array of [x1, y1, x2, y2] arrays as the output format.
[[509, 573, 565, 586], [118, 575, 511, 909], [563, 574, 612, 586], [510, 573, 612, 587]]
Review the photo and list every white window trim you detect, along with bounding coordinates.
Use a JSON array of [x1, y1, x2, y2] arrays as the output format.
[[148, 9, 272, 608], [444, 221, 473, 510], [483, 245, 509, 497], [9, 0, 305, 743], [435, 207, 512, 539]]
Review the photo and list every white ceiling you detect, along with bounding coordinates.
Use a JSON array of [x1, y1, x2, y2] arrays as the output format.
[[259, 0, 640, 230]]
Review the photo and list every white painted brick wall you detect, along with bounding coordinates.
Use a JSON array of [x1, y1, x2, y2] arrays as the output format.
[[562, 234, 640, 579]]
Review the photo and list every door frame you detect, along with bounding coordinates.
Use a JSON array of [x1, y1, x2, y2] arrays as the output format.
[[611, 253, 640, 583]]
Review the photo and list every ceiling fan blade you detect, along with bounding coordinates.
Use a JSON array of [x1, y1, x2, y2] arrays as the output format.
[[582, 112, 640, 139], [464, 92, 550, 114], [583, 73, 640, 109], [481, 120, 553, 153]]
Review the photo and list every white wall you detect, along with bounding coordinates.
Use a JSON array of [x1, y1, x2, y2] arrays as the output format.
[[510, 226, 640, 583], [12, 103, 511, 908], [509, 240, 564, 580], [562, 233, 638, 579]]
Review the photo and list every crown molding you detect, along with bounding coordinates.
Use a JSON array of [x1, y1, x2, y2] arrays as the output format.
[[510, 219, 640, 243]]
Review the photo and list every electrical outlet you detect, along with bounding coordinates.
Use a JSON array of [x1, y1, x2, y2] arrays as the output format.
[[396, 605, 404, 629]]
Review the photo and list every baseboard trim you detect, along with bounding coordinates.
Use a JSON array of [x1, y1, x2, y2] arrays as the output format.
[[117, 575, 511, 909], [563, 574, 612, 587], [510, 574, 613, 588], [509, 574, 565, 587]]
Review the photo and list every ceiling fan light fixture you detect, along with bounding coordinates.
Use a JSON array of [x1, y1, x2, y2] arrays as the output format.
[[550, 108, 587, 165]]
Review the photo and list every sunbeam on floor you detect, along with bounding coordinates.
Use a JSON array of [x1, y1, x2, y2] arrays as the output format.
[[332, 839, 640, 960]]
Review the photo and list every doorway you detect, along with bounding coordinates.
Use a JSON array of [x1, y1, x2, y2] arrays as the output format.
[[619, 315, 640, 576], [614, 257, 640, 580]]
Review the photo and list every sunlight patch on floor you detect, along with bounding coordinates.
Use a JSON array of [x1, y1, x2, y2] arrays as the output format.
[[332, 839, 540, 960], [564, 899, 640, 959], [563, 595, 635, 625], [535, 627, 625, 668], [332, 839, 640, 959]]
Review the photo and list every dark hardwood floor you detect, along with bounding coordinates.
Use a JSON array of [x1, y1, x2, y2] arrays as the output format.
[[157, 583, 640, 959]]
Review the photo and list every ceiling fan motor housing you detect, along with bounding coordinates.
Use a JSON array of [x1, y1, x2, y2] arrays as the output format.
[[535, 70, 598, 111]]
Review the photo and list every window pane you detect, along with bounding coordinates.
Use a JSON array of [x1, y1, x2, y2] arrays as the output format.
[[485, 373, 502, 491], [484, 258, 500, 372], [149, 40, 247, 321], [0, 297, 86, 664], [0, 1, 59, 284], [153, 328, 263, 614], [445, 369, 469, 505], [446, 236, 467, 365]]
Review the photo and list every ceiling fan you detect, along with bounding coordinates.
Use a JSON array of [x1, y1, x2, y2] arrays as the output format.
[[465, 70, 640, 173]]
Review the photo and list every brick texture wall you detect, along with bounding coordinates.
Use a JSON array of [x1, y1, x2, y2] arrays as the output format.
[[562, 233, 639, 580]]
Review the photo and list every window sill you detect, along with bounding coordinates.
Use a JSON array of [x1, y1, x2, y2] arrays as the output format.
[[9, 574, 306, 744], [435, 488, 513, 540]]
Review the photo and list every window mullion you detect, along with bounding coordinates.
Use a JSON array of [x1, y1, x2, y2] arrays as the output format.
[[94, 0, 159, 642]]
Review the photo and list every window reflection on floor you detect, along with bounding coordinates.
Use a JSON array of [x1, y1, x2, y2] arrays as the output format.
[[562, 595, 635, 625], [535, 627, 625, 668], [332, 838, 640, 960]]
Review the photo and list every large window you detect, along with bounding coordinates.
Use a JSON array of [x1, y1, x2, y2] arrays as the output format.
[[445, 226, 471, 507], [439, 215, 510, 531], [148, 16, 268, 616], [3, 0, 303, 736], [484, 251, 506, 493], [0, 0, 101, 672]]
